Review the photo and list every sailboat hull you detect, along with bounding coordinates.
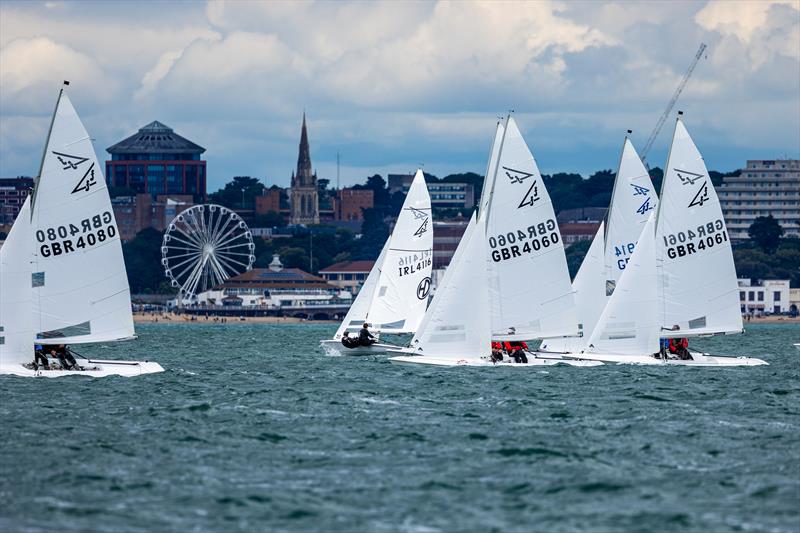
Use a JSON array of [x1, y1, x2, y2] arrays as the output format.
[[1, 358, 165, 378], [319, 339, 400, 356], [388, 355, 603, 367], [549, 351, 768, 367]]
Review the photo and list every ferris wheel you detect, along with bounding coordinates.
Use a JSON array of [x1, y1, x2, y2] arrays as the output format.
[[161, 204, 255, 301]]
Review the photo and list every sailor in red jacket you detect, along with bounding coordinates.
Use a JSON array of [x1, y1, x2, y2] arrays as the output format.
[[668, 326, 692, 360]]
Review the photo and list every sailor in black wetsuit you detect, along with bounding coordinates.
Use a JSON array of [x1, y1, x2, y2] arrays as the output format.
[[358, 323, 376, 347], [52, 344, 78, 370]]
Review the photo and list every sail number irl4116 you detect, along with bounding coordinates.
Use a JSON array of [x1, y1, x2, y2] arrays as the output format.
[[489, 218, 559, 262], [663, 218, 727, 260], [36, 211, 117, 257]]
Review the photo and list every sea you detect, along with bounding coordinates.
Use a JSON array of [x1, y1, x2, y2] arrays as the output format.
[[1, 322, 798, 532]]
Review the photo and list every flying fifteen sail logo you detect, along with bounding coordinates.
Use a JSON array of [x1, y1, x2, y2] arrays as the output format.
[[636, 197, 654, 215], [631, 184, 650, 196], [53, 151, 89, 170], [688, 181, 710, 208], [503, 166, 540, 209], [70, 163, 97, 194], [408, 207, 430, 236], [675, 168, 704, 186]]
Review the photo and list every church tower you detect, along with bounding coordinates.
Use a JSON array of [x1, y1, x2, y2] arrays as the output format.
[[289, 113, 319, 225]]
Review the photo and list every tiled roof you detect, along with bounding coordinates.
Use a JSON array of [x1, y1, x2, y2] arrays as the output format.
[[319, 261, 375, 274], [216, 268, 337, 290], [107, 121, 205, 155]]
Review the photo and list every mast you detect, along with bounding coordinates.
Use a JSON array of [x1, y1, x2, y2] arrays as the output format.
[[603, 130, 632, 252], [477, 119, 502, 220], [30, 81, 68, 217], [481, 114, 511, 232]]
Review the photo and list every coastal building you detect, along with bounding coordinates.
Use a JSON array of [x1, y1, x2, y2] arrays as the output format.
[[718, 159, 800, 240], [111, 194, 194, 241], [319, 260, 375, 294], [559, 222, 601, 245], [738, 278, 791, 315], [790, 288, 800, 316], [335, 188, 374, 221], [106, 121, 207, 201], [195, 254, 349, 316], [432, 218, 470, 269], [388, 174, 475, 209], [0, 177, 33, 225], [289, 114, 319, 225]]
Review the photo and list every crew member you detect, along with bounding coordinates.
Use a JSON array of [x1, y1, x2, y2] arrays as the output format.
[[52, 344, 78, 370], [358, 323, 376, 347], [33, 344, 49, 370], [668, 326, 691, 360]]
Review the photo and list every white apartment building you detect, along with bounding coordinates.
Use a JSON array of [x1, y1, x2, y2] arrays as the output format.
[[718, 160, 800, 240], [738, 278, 791, 315]]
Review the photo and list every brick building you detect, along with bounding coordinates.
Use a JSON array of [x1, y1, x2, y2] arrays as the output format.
[[335, 188, 374, 221], [112, 194, 193, 241], [0, 177, 34, 225]]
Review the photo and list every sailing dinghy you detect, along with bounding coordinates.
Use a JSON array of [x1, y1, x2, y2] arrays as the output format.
[[560, 116, 766, 366], [0, 83, 164, 377], [390, 118, 600, 367], [320, 169, 433, 355], [541, 135, 658, 354]]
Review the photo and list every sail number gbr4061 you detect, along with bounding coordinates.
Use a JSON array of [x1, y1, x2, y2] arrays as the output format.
[[36, 211, 117, 257], [662, 218, 728, 260], [489, 218, 559, 262]]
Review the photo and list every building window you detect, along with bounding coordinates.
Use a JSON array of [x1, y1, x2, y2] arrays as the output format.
[[748, 291, 755, 301], [757, 292, 764, 301], [774, 291, 781, 301], [740, 291, 745, 301]]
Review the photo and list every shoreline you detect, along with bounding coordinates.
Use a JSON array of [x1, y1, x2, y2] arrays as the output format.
[[133, 313, 337, 324]]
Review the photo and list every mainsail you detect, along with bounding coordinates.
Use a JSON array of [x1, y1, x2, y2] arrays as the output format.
[[366, 169, 433, 332], [30, 90, 135, 344], [0, 198, 35, 366], [484, 117, 576, 340], [655, 118, 742, 337], [332, 241, 389, 340], [408, 213, 490, 359]]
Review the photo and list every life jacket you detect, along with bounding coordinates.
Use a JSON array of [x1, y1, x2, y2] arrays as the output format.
[[668, 338, 688, 353]]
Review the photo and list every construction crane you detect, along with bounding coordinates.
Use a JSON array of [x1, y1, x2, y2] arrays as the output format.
[[641, 43, 707, 164]]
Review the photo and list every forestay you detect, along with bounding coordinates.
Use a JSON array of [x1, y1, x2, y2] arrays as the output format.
[[30, 90, 135, 344], [0, 198, 35, 366], [333, 241, 389, 339], [367, 170, 433, 333], [408, 213, 489, 359], [588, 214, 660, 355], [655, 118, 742, 337], [485, 117, 576, 340], [477, 122, 505, 218]]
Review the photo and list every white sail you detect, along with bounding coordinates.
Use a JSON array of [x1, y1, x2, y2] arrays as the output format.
[[333, 241, 389, 339], [408, 213, 489, 359], [541, 222, 606, 353], [367, 169, 433, 333], [604, 138, 658, 291], [30, 90, 135, 344], [0, 198, 35, 367], [485, 117, 577, 340], [655, 118, 742, 337], [477, 122, 505, 219], [588, 214, 660, 355]]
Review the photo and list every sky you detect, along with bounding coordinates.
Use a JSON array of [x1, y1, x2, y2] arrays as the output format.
[[1, 0, 798, 191]]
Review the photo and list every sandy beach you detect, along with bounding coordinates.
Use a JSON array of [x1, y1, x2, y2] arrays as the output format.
[[133, 313, 337, 324]]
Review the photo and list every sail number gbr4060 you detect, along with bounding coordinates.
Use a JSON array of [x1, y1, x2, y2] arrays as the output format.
[[36, 211, 117, 257], [662, 218, 728, 260], [489, 218, 559, 262]]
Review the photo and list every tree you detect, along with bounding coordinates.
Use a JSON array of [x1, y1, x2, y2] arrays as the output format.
[[748, 215, 784, 253], [122, 228, 173, 294], [564, 239, 593, 280], [253, 211, 285, 228], [209, 176, 265, 209]]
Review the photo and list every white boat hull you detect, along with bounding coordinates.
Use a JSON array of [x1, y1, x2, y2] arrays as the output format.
[[388, 354, 603, 367], [319, 339, 400, 356], [546, 351, 768, 367], [0, 357, 165, 378]]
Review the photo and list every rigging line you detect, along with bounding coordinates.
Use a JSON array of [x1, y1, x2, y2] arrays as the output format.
[[208, 208, 228, 244], [164, 233, 202, 249], [173, 223, 204, 248]]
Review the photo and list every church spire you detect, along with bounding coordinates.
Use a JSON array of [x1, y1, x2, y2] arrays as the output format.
[[296, 112, 312, 185]]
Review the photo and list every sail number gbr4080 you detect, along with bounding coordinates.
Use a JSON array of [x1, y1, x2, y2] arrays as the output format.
[[662, 218, 728, 260], [489, 218, 559, 262], [36, 211, 117, 257]]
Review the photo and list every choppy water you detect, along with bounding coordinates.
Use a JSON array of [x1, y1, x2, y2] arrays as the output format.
[[1, 322, 798, 532]]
